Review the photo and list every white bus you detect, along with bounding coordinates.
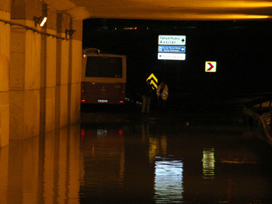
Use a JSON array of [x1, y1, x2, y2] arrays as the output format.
[[81, 48, 127, 104]]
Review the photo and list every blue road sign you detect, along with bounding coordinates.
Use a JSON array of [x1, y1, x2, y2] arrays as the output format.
[[158, 46, 186, 53]]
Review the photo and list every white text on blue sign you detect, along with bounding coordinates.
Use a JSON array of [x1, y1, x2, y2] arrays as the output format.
[[158, 46, 186, 53]]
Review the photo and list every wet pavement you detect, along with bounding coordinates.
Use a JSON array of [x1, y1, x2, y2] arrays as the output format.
[[1, 103, 272, 203]]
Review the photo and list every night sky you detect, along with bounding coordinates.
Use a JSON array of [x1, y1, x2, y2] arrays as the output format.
[[83, 19, 272, 100]]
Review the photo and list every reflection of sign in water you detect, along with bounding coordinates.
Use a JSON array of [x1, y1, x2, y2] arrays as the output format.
[[202, 148, 215, 179], [154, 157, 184, 203]]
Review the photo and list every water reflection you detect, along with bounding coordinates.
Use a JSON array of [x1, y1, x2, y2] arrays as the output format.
[[1, 118, 272, 203], [149, 137, 158, 164], [0, 126, 81, 204], [80, 127, 125, 203], [80, 122, 272, 203], [7, 138, 39, 204], [0, 145, 8, 204], [202, 148, 215, 179], [154, 157, 184, 203]]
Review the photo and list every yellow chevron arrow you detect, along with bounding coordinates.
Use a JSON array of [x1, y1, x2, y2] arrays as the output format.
[[150, 81, 158, 89], [146, 73, 158, 89], [146, 73, 158, 83]]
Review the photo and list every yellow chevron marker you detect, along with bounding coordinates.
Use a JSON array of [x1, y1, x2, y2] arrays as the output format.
[[146, 73, 158, 89]]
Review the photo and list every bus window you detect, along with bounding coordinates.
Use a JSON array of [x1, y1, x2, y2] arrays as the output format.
[[86, 56, 122, 78]]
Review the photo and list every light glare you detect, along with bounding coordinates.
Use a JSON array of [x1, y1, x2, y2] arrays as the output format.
[[40, 17, 47, 27]]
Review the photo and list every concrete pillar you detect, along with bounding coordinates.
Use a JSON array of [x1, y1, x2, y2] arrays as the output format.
[[10, 0, 42, 140], [0, 3, 11, 148], [56, 13, 70, 129], [40, 5, 57, 133], [69, 19, 82, 125], [9, 28, 41, 140]]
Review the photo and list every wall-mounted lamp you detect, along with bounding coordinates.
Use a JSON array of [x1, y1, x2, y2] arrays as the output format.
[[33, 16, 47, 27], [66, 29, 76, 39]]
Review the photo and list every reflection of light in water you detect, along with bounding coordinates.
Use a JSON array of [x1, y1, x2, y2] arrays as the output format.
[[97, 129, 107, 137], [202, 148, 215, 179], [154, 156, 184, 203], [160, 136, 167, 156], [149, 138, 158, 164], [81, 127, 125, 196], [149, 136, 167, 164]]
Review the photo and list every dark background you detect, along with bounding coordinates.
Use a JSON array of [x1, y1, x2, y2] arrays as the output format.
[[83, 19, 272, 102]]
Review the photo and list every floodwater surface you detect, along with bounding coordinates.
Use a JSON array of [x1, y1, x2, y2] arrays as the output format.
[[1, 110, 272, 204]]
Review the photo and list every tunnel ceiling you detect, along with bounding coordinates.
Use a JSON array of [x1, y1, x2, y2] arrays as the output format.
[[44, 0, 272, 20]]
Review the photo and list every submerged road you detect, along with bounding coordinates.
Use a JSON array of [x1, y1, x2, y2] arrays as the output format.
[[0, 97, 271, 204], [79, 99, 272, 204]]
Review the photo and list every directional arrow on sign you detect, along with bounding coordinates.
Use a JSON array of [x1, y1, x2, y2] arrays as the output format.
[[205, 61, 217, 72], [207, 63, 214, 71], [146, 73, 158, 89]]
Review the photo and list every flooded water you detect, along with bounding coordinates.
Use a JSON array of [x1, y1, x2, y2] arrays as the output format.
[[1, 109, 272, 204]]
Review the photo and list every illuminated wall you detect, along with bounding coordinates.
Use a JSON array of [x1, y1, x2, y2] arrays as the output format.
[[43, 6, 58, 132], [0, 4, 10, 147], [57, 13, 70, 128], [0, 0, 83, 143], [69, 19, 82, 125], [10, 20, 41, 139]]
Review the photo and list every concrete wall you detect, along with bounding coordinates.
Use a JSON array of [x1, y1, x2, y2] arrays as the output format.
[[10, 23, 41, 140], [0, 4, 11, 148], [0, 0, 82, 146]]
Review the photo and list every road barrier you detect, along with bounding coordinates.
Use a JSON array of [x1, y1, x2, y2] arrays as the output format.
[[243, 96, 272, 145]]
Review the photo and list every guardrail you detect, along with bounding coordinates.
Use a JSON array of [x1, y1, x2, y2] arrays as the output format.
[[243, 96, 272, 145]]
